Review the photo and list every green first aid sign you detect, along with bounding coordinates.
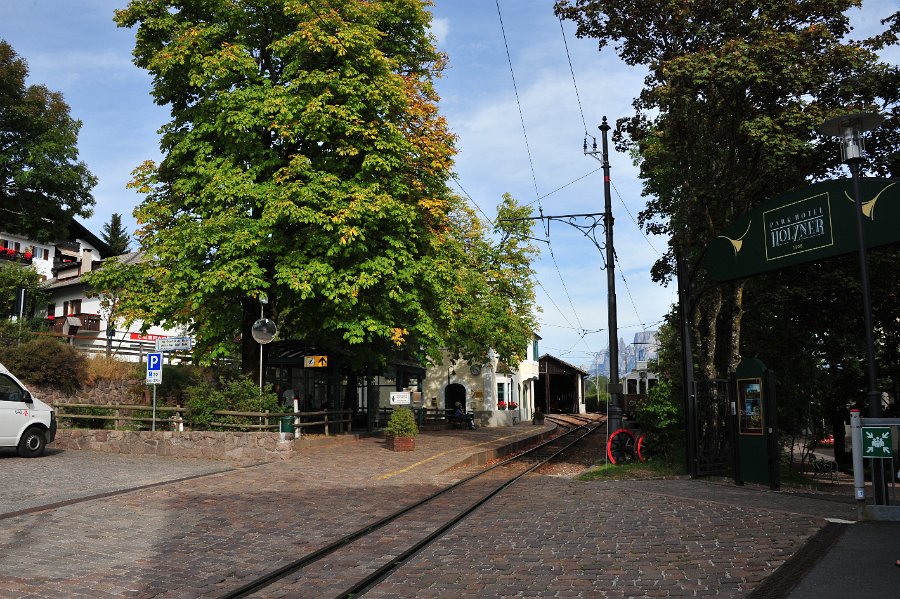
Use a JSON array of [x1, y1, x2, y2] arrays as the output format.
[[863, 427, 893, 458]]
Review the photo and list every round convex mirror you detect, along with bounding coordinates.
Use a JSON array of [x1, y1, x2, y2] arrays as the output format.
[[251, 318, 277, 344]]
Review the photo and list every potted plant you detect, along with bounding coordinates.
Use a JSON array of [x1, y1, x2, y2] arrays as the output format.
[[532, 409, 545, 425], [385, 407, 418, 451], [497, 400, 507, 410]]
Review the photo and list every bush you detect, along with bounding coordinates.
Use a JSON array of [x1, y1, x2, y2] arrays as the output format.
[[157, 363, 213, 406], [0, 338, 87, 392], [84, 355, 142, 384], [0, 319, 32, 346], [184, 376, 280, 430], [385, 407, 418, 437], [631, 378, 683, 463]]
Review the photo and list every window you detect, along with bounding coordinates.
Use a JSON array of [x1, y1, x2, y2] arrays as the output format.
[[532, 339, 539, 359], [0, 374, 26, 402], [497, 382, 505, 403], [47, 304, 56, 318], [42, 248, 49, 261], [62, 301, 69, 316], [70, 299, 81, 315]]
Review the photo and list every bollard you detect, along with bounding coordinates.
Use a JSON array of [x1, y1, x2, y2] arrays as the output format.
[[850, 409, 865, 519]]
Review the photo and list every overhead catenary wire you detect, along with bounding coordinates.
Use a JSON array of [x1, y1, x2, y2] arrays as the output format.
[[450, 174, 495, 226], [558, 14, 589, 136], [495, 0, 541, 204], [495, 0, 591, 342]]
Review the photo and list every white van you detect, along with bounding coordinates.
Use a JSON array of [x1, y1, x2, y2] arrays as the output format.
[[0, 362, 56, 457]]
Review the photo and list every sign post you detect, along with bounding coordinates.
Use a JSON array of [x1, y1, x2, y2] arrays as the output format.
[[146, 352, 162, 431]]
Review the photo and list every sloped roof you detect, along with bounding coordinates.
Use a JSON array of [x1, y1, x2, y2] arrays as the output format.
[[538, 353, 589, 376]]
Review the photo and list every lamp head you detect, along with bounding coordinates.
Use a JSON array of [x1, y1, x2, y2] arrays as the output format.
[[818, 112, 884, 164]]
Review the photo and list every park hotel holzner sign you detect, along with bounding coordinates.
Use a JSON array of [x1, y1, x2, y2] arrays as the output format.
[[703, 178, 899, 282]]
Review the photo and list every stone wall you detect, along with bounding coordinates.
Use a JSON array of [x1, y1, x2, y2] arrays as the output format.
[[33, 379, 145, 406], [55, 430, 294, 465]]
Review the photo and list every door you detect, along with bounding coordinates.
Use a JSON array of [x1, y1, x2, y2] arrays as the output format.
[[0, 373, 29, 445]]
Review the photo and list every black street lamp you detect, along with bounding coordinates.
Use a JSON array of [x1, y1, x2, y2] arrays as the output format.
[[818, 111, 886, 502]]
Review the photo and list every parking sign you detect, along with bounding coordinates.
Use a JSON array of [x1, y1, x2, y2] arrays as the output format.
[[146, 352, 163, 385]]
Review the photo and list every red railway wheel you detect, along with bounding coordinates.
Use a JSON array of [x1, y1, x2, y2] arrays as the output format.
[[636, 433, 652, 462], [606, 428, 636, 464]]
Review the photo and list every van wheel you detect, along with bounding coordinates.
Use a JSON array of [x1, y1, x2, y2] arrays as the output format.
[[17, 427, 46, 458]]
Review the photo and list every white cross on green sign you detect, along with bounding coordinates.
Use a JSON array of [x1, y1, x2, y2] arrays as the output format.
[[863, 427, 893, 458]]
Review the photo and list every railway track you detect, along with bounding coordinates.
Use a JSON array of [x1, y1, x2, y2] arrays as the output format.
[[220, 417, 605, 598]]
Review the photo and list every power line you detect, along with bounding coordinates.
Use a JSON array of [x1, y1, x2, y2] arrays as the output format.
[[612, 250, 647, 332], [557, 15, 588, 136], [524, 167, 602, 208], [494, 0, 541, 202], [610, 180, 663, 258], [450, 174, 495, 226]]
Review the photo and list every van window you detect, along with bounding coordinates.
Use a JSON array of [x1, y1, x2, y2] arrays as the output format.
[[0, 374, 26, 402]]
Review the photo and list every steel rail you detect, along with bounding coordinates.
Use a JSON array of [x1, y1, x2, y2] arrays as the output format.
[[219, 420, 602, 599], [336, 420, 603, 598]]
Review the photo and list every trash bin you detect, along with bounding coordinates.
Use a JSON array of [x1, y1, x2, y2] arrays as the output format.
[[279, 415, 295, 440], [280, 416, 295, 433]]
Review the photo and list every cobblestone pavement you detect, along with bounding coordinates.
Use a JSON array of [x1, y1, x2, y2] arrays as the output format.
[[0, 426, 864, 598], [0, 448, 230, 514]]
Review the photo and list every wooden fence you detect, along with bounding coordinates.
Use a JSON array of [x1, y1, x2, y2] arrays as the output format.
[[54, 403, 352, 436]]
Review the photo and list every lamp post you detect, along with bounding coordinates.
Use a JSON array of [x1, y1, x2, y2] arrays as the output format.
[[818, 111, 886, 503]]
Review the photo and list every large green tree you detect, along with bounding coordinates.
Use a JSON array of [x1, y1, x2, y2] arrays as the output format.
[[556, 0, 900, 380], [0, 40, 96, 241], [441, 193, 539, 366], [93, 0, 537, 372]]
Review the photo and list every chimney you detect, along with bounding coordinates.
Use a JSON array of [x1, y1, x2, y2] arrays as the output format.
[[80, 248, 93, 275]]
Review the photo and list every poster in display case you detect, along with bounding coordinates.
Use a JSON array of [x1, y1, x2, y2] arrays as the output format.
[[737, 378, 763, 435]]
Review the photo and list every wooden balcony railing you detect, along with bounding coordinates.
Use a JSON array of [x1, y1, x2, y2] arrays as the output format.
[[49, 313, 102, 334]]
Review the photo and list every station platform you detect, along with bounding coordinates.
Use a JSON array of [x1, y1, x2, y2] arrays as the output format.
[[1, 421, 893, 598]]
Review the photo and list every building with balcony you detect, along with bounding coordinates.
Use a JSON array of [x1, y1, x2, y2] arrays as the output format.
[[2, 221, 185, 361]]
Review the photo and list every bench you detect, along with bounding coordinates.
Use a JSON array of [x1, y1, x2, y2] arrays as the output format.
[[811, 458, 838, 484]]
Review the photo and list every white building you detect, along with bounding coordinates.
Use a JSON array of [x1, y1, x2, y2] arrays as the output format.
[[423, 336, 541, 427], [2, 222, 186, 361]]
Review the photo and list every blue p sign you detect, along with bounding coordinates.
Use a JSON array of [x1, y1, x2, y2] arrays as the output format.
[[146, 352, 163, 384]]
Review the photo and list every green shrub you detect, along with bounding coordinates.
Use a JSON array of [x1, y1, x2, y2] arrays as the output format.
[[0, 338, 87, 392], [157, 363, 213, 406], [385, 407, 418, 437], [631, 378, 683, 463], [184, 376, 280, 430], [0, 319, 32, 346]]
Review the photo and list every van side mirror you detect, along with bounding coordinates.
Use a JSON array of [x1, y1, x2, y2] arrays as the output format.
[[22, 390, 33, 404]]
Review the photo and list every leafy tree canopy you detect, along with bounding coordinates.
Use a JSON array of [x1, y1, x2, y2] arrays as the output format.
[[0, 262, 45, 319], [91, 0, 539, 370], [0, 40, 96, 242], [557, 0, 900, 379]]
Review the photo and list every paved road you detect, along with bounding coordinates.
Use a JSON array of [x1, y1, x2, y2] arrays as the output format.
[[0, 427, 894, 598]]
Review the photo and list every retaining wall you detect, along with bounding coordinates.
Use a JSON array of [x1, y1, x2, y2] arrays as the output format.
[[54, 429, 294, 465]]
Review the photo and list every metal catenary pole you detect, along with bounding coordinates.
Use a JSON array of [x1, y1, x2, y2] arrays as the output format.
[[598, 117, 622, 433]]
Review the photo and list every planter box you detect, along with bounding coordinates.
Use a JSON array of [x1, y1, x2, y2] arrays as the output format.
[[533, 417, 545, 426], [387, 436, 415, 451]]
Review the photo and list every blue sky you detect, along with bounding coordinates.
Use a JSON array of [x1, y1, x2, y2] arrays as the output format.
[[3, 1, 898, 367]]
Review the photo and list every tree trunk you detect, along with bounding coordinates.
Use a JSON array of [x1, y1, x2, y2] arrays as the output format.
[[728, 282, 745, 372], [694, 287, 722, 380]]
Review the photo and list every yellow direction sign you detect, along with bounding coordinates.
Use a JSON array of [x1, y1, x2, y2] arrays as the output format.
[[304, 355, 328, 368]]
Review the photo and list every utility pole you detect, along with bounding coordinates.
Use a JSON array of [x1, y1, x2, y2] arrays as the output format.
[[499, 116, 623, 432], [585, 116, 622, 432]]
